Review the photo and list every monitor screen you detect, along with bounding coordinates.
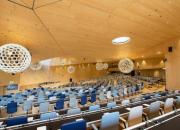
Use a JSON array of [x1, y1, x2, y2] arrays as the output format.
[[6, 84, 18, 90]]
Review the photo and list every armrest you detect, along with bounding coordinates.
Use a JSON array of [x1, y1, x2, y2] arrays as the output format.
[[91, 123, 99, 130], [143, 112, 148, 121], [143, 104, 150, 107], [159, 108, 163, 115], [119, 117, 126, 122], [126, 108, 131, 111], [143, 112, 147, 116], [160, 101, 164, 105], [173, 104, 176, 110], [119, 117, 128, 128]]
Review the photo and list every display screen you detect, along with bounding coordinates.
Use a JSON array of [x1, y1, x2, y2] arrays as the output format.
[[6, 84, 18, 90]]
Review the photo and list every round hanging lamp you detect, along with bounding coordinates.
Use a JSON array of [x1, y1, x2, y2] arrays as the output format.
[[30, 62, 42, 71], [118, 58, 134, 73], [67, 65, 75, 73], [0, 43, 31, 73]]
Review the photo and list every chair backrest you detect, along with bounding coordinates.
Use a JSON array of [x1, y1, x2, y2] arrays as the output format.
[[38, 97, 45, 104], [101, 112, 120, 130], [121, 99, 130, 106], [112, 90, 118, 97], [99, 92, 105, 100], [164, 98, 174, 113], [27, 95, 35, 101], [127, 87, 132, 93], [175, 90, 179, 94], [40, 112, 57, 120], [143, 95, 151, 100], [89, 104, 100, 111], [78, 89, 84, 96], [107, 91, 112, 99], [67, 108, 81, 115], [128, 106, 143, 127], [90, 93, 96, 103], [7, 116, 28, 127], [154, 93, 161, 98], [55, 99, 64, 110], [147, 101, 161, 119], [61, 120, 86, 130], [107, 102, 116, 109], [165, 98, 174, 108], [69, 97, 77, 108], [124, 88, 127, 95], [176, 96, 180, 104], [7, 102, 18, 114], [81, 95, 87, 105], [39, 102, 49, 113], [23, 100, 32, 112], [149, 101, 160, 113]]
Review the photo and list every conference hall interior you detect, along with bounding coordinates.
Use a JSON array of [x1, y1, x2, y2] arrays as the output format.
[[0, 0, 180, 130]]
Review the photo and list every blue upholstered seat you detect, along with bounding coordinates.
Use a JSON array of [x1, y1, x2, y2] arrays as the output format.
[[6, 116, 28, 127], [107, 102, 116, 109], [55, 99, 64, 110], [39, 102, 49, 113], [81, 95, 87, 105], [90, 93, 96, 103], [101, 112, 120, 130], [23, 100, 32, 113], [67, 108, 81, 115], [69, 97, 77, 108], [99, 92, 106, 101], [7, 102, 17, 114], [112, 90, 119, 97], [40, 112, 58, 120], [89, 104, 100, 111], [60, 120, 86, 130], [143, 95, 151, 100], [38, 97, 45, 104]]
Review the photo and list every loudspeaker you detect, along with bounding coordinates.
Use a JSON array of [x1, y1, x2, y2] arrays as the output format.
[[131, 70, 135, 76], [168, 46, 173, 52], [163, 58, 167, 62], [69, 78, 73, 82]]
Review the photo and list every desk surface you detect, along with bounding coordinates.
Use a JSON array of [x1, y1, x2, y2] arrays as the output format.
[[148, 114, 180, 130]]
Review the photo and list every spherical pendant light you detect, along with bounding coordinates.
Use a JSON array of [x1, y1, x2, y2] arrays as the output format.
[[0, 43, 31, 73], [30, 62, 42, 71], [96, 62, 109, 70], [67, 65, 75, 73], [118, 58, 134, 73], [96, 63, 104, 71], [103, 63, 108, 70]]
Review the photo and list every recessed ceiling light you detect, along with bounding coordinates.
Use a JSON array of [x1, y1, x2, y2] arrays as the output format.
[[157, 51, 162, 54], [112, 37, 130, 45]]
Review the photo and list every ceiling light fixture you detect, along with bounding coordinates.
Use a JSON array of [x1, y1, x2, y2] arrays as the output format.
[[157, 51, 162, 54], [67, 66, 75, 73], [112, 37, 130, 45], [118, 58, 134, 73], [0, 43, 31, 74]]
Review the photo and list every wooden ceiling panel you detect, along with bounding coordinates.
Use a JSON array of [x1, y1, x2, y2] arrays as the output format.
[[20, 0, 34, 7], [34, 0, 72, 9], [0, 0, 65, 62], [1, 0, 180, 64]]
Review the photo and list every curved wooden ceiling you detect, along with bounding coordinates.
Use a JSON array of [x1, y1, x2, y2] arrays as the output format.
[[0, 0, 180, 64]]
